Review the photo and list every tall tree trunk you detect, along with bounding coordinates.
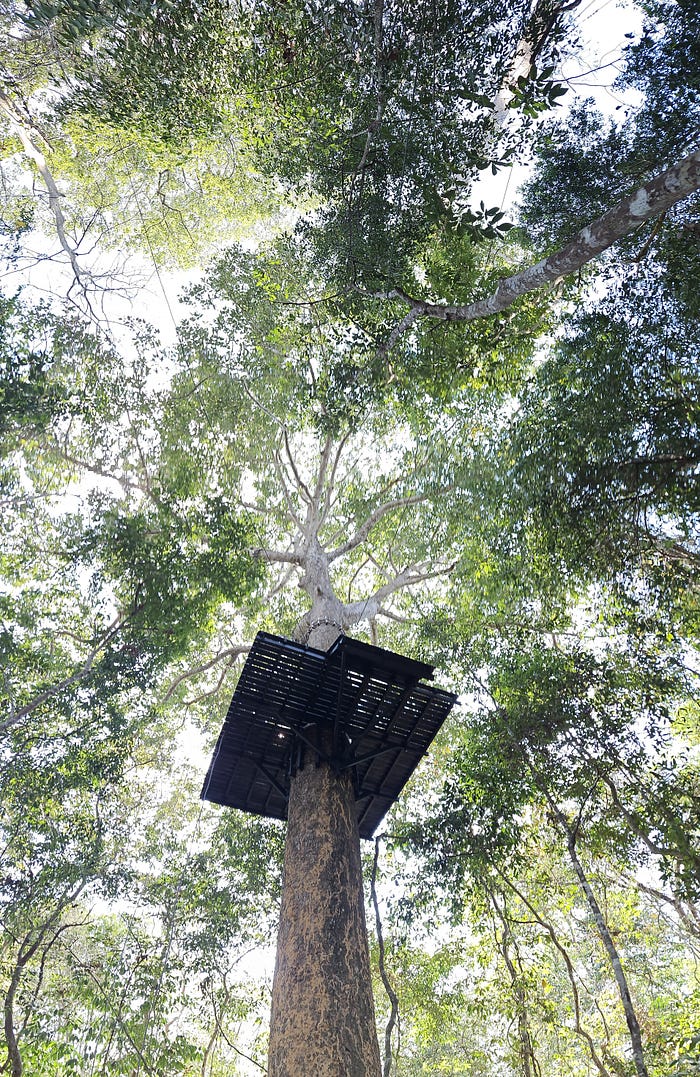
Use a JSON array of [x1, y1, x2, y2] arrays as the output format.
[[552, 808, 649, 1077], [267, 617, 382, 1077], [488, 889, 537, 1077]]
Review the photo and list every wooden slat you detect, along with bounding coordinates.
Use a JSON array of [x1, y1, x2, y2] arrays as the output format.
[[201, 632, 456, 838]]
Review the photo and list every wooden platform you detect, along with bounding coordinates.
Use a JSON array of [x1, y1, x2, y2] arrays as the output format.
[[201, 632, 456, 838]]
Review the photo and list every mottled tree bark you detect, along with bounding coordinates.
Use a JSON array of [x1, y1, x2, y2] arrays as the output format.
[[380, 147, 700, 352], [268, 750, 382, 1077]]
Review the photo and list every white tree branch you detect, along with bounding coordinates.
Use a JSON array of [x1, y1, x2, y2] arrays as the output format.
[[163, 644, 251, 702], [310, 435, 335, 512], [343, 560, 455, 625], [57, 447, 154, 500], [0, 90, 89, 299], [272, 450, 305, 531], [250, 546, 303, 565], [328, 491, 434, 563], [380, 148, 700, 349], [319, 432, 351, 529], [283, 429, 313, 505]]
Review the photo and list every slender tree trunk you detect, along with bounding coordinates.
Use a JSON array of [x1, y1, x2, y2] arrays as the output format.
[[267, 616, 382, 1077], [488, 890, 537, 1077], [4, 960, 23, 1077], [371, 838, 399, 1077], [553, 812, 649, 1077], [496, 867, 613, 1077]]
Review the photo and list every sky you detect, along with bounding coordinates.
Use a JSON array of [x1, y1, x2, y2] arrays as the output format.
[[3, 0, 646, 345]]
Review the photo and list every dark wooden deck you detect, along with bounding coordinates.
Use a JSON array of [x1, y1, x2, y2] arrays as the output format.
[[201, 632, 456, 838]]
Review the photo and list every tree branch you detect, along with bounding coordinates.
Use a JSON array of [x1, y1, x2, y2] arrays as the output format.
[[371, 837, 399, 1077], [57, 447, 154, 500], [250, 546, 302, 565], [0, 90, 91, 305], [495, 866, 612, 1077], [343, 560, 455, 625], [283, 429, 313, 505], [328, 491, 435, 562], [547, 797, 650, 1077], [319, 432, 351, 530], [163, 645, 251, 702], [379, 148, 700, 350], [271, 450, 305, 531]]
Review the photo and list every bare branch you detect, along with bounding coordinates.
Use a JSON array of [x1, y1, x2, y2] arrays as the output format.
[[496, 866, 612, 1077], [343, 560, 455, 625], [310, 435, 335, 513], [283, 429, 313, 505], [250, 546, 302, 565], [377, 606, 410, 624], [272, 450, 305, 531], [0, 90, 92, 307], [163, 644, 251, 702], [379, 148, 700, 350], [319, 432, 351, 529], [265, 561, 298, 600], [239, 380, 286, 430], [328, 491, 435, 562], [57, 447, 154, 500]]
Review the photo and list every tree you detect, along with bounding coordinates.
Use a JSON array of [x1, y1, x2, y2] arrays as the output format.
[[2, 0, 700, 1072]]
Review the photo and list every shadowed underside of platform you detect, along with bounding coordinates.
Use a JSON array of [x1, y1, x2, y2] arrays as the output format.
[[201, 632, 456, 838]]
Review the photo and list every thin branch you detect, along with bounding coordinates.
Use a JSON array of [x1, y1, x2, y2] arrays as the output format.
[[209, 988, 266, 1073], [328, 491, 435, 562], [57, 448, 153, 500], [495, 866, 612, 1077], [371, 837, 399, 1077], [546, 796, 650, 1077], [377, 606, 410, 623], [310, 435, 335, 516], [319, 432, 351, 529], [163, 645, 251, 702], [343, 560, 455, 625], [283, 429, 313, 505], [632, 879, 700, 939], [0, 89, 92, 307], [272, 450, 305, 531], [265, 562, 299, 600], [345, 0, 386, 208]]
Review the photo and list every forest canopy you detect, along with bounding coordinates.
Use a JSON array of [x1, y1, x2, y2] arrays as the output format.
[[1, 0, 699, 1074]]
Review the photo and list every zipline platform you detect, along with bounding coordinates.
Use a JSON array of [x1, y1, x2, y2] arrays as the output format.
[[201, 631, 456, 838]]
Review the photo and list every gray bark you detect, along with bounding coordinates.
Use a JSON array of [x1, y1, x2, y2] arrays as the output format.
[[383, 148, 700, 346], [498, 869, 613, 1077], [371, 839, 399, 1077], [555, 814, 649, 1077]]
